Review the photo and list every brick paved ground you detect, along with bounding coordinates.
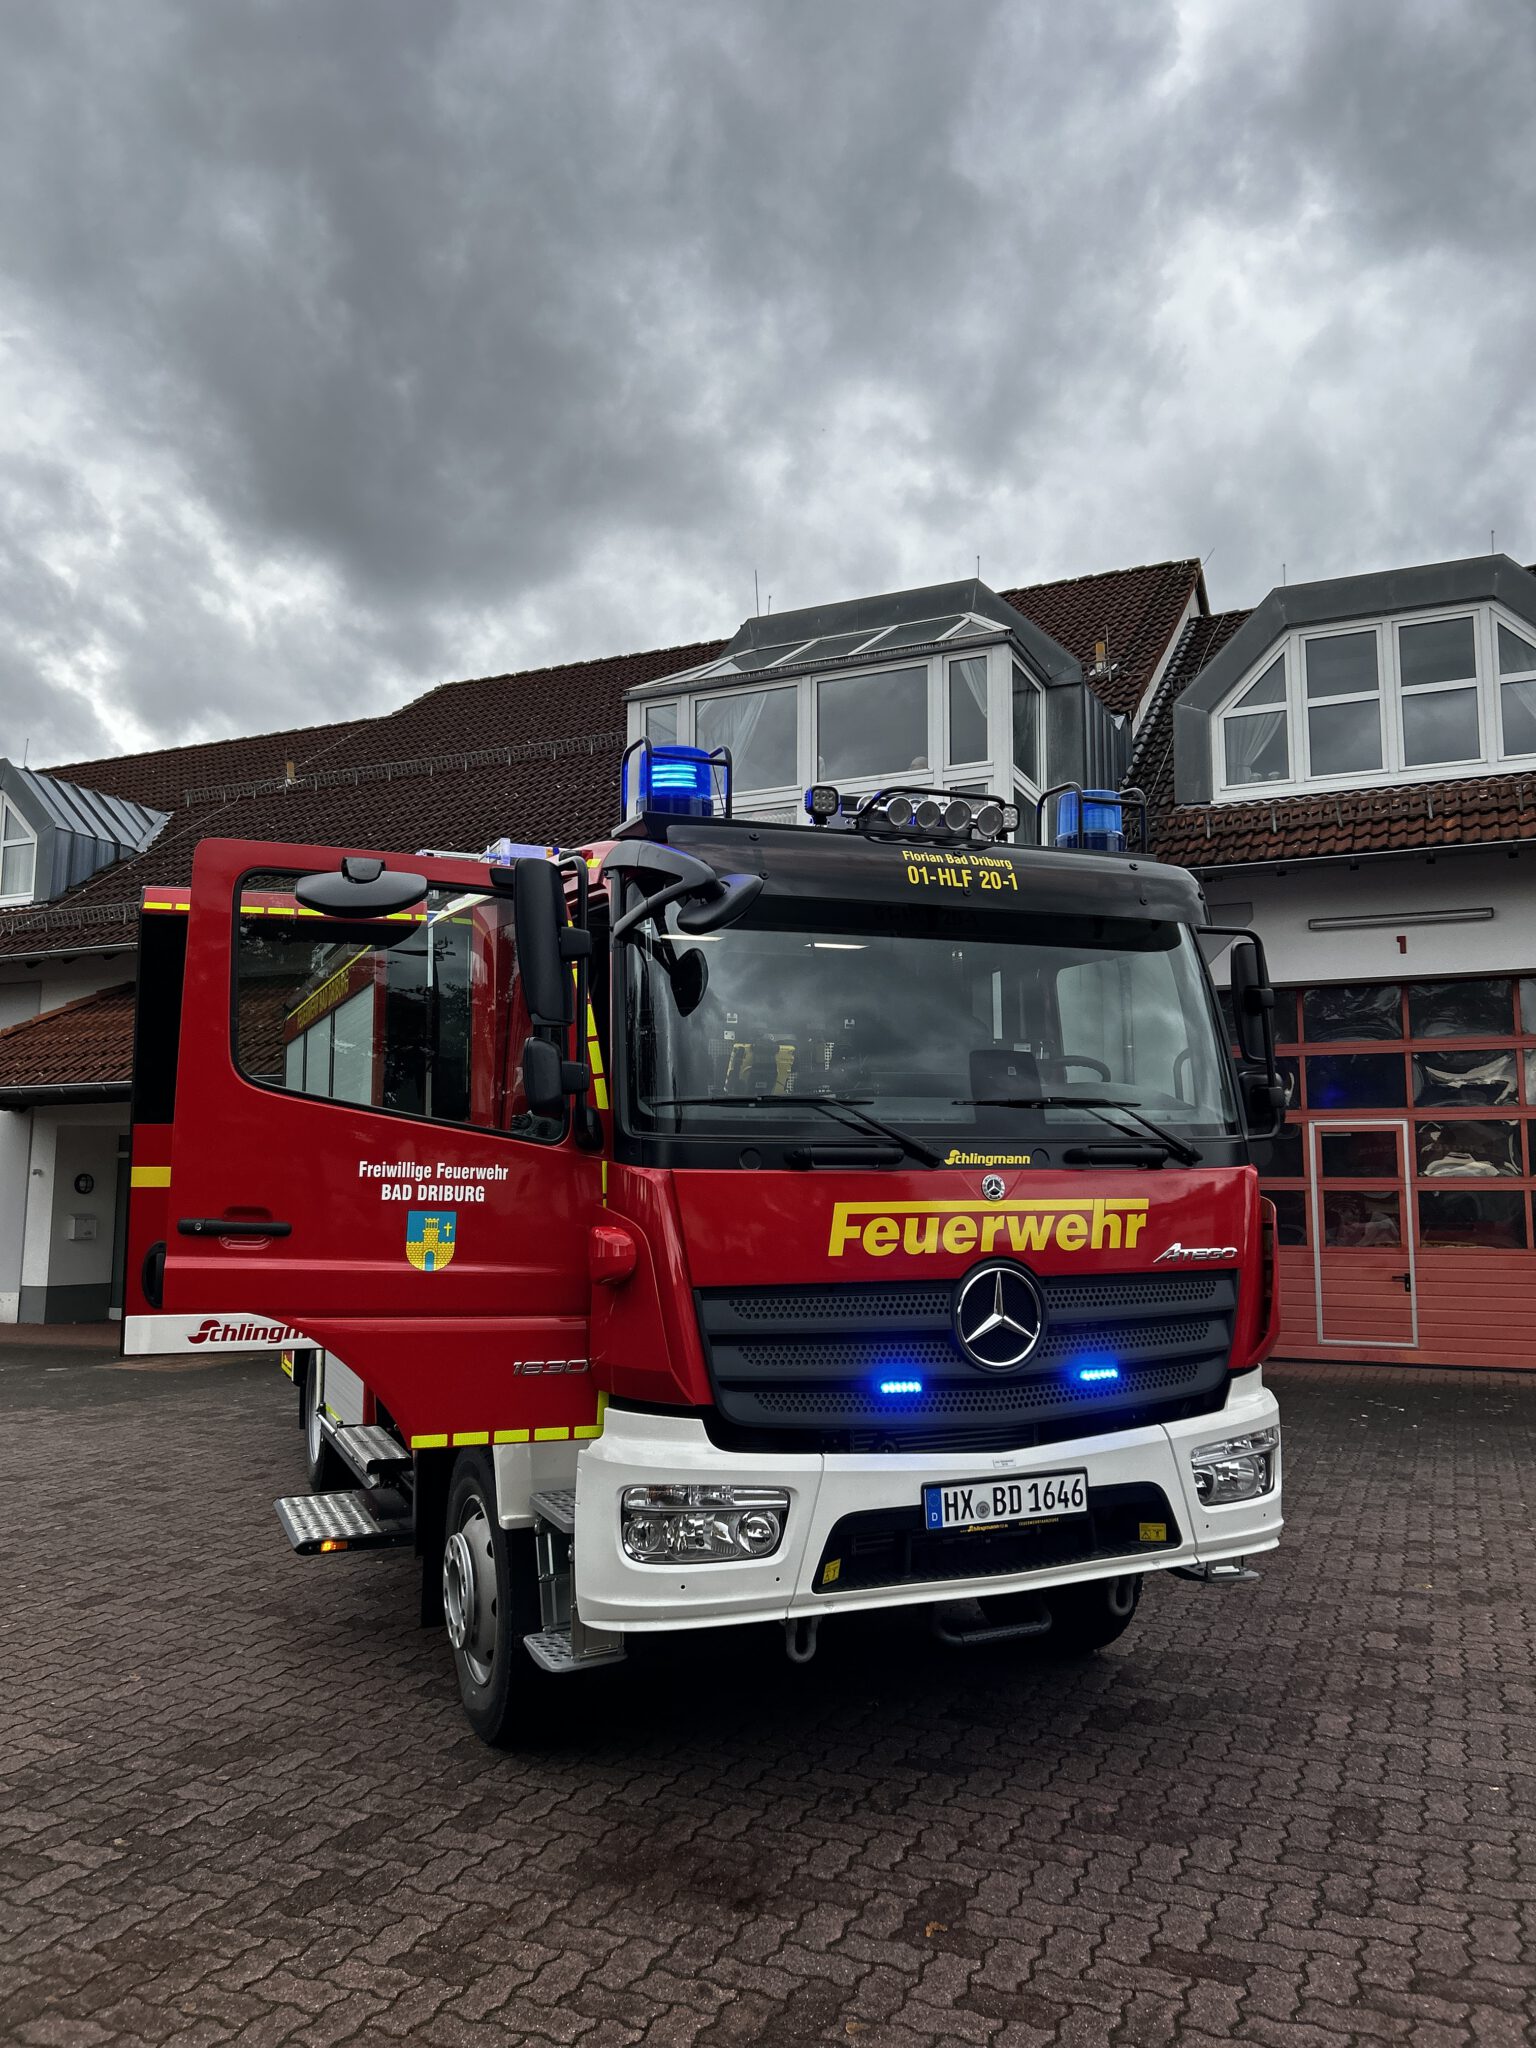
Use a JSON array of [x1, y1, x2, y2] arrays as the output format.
[[3, 1346, 1534, 2047]]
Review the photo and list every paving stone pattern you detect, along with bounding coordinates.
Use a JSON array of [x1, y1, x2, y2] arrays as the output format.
[[3, 1348, 1534, 2046]]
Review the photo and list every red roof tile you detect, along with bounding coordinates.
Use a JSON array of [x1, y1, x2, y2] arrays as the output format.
[[0, 984, 136, 1098], [1001, 560, 1204, 718], [1157, 772, 1536, 868]]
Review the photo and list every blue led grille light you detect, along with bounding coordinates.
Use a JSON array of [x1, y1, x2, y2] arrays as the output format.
[[878, 1378, 924, 1396], [1076, 1365, 1121, 1383], [1055, 788, 1125, 852]]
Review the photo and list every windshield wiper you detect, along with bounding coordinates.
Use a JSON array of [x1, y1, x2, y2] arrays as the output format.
[[959, 1095, 1202, 1167], [646, 1094, 944, 1169]]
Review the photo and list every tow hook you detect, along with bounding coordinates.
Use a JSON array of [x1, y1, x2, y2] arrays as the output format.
[[784, 1616, 820, 1664], [1172, 1558, 1262, 1585]]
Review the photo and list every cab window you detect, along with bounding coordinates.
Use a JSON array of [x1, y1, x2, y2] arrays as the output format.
[[232, 874, 561, 1141]]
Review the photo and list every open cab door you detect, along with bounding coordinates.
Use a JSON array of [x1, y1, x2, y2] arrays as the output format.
[[127, 836, 602, 1450]]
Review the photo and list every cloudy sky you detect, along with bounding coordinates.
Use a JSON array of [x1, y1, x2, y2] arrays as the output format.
[[3, 0, 1533, 767]]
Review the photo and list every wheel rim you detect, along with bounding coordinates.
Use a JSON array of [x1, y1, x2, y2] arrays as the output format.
[[305, 1371, 323, 1466], [442, 1497, 498, 1688]]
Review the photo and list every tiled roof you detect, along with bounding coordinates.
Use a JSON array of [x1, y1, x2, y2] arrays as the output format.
[[1156, 771, 1536, 868], [1000, 560, 1204, 718], [48, 719, 369, 813], [1138, 610, 1536, 868], [1, 638, 726, 958], [0, 983, 136, 1098]]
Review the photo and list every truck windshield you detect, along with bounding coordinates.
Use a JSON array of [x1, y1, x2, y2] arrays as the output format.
[[623, 899, 1240, 1151]]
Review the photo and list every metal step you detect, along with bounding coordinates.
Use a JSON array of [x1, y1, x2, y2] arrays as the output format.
[[331, 1422, 412, 1487], [529, 1487, 577, 1535], [275, 1490, 413, 1556], [523, 1628, 626, 1674]]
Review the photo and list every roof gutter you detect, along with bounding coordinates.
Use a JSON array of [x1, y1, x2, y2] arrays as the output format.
[[0, 1080, 131, 1108]]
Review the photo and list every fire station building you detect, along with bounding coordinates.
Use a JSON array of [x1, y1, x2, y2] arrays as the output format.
[[2, 548, 1533, 1371]]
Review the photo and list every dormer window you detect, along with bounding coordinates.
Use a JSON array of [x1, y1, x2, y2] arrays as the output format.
[[0, 796, 36, 901], [1213, 601, 1536, 798]]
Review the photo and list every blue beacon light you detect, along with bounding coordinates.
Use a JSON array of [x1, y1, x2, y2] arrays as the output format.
[[878, 1378, 924, 1396], [1076, 1364, 1121, 1384], [1055, 788, 1126, 852], [624, 742, 717, 818]]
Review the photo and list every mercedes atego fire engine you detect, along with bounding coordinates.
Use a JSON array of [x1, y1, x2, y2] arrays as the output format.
[[124, 747, 1287, 1745]]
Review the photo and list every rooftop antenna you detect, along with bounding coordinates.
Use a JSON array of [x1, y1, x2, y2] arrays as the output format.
[[1282, 561, 1287, 586], [21, 737, 29, 766], [1491, 528, 1496, 555], [766, 594, 772, 614], [753, 570, 760, 617]]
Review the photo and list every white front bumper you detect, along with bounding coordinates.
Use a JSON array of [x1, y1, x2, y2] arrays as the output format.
[[571, 1369, 1282, 1631]]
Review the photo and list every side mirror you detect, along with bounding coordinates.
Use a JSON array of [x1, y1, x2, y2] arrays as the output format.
[[1240, 1067, 1286, 1140], [1229, 937, 1275, 1065], [294, 856, 429, 918], [513, 859, 587, 1027], [522, 1037, 591, 1119]]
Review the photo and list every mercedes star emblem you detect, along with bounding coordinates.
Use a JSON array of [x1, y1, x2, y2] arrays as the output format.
[[980, 1173, 1006, 1201], [953, 1263, 1045, 1372]]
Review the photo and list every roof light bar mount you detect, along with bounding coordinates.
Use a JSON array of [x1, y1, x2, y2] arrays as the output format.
[[813, 785, 1018, 845]]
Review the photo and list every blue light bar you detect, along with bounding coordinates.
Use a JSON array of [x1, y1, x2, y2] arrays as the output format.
[[878, 1378, 924, 1396], [623, 742, 718, 818], [1055, 788, 1125, 853], [1076, 1365, 1121, 1383]]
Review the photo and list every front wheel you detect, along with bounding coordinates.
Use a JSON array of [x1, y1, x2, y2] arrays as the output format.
[[441, 1451, 548, 1747], [1043, 1574, 1141, 1655]]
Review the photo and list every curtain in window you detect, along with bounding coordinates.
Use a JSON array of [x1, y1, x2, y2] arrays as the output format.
[[1223, 710, 1287, 785]]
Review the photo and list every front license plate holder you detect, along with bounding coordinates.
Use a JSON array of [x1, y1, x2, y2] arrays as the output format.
[[923, 1469, 1089, 1533]]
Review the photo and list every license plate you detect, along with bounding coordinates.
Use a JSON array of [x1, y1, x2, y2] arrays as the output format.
[[922, 1470, 1089, 1532]]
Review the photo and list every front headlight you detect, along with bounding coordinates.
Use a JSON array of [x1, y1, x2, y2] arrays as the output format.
[[1191, 1426, 1280, 1504], [621, 1484, 790, 1563]]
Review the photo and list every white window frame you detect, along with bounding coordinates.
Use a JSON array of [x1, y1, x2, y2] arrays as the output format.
[[0, 796, 37, 905], [1211, 601, 1536, 801], [691, 680, 801, 810]]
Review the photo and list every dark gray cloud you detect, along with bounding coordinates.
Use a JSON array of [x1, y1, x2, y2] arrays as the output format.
[[2, 0, 1533, 765]]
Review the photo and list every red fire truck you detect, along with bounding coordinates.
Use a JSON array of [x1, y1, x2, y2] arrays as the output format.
[[124, 750, 1286, 1745]]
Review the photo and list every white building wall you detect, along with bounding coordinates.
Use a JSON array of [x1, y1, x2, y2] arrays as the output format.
[[1205, 848, 1535, 989]]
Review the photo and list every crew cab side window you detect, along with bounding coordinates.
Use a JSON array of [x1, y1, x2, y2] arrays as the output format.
[[232, 874, 561, 1141]]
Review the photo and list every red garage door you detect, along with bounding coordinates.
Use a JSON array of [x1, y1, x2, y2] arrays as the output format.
[[1246, 975, 1536, 1370]]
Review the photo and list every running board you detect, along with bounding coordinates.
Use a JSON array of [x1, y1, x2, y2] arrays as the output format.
[[275, 1490, 413, 1556], [523, 1628, 626, 1674], [330, 1422, 412, 1487], [1171, 1559, 1262, 1585], [931, 1595, 1052, 1648]]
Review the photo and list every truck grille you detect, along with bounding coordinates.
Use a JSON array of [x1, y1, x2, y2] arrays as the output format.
[[696, 1271, 1237, 1452]]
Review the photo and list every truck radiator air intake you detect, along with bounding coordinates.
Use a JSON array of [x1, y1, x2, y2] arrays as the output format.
[[695, 1272, 1236, 1454]]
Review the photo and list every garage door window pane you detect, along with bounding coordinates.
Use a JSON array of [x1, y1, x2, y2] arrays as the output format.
[[1413, 1050, 1517, 1107], [1401, 686, 1479, 767], [1265, 1189, 1308, 1245], [1516, 978, 1536, 1034], [1415, 1119, 1522, 1177], [1303, 984, 1402, 1041], [1407, 979, 1513, 1038], [1272, 989, 1299, 1043], [818, 667, 927, 780], [1323, 1191, 1401, 1246], [697, 687, 797, 792], [1417, 1190, 1528, 1248], [1320, 1129, 1400, 1177], [1305, 1054, 1406, 1109], [1308, 697, 1382, 775]]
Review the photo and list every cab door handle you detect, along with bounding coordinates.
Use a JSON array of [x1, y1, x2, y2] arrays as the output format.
[[1390, 1270, 1412, 1293], [178, 1218, 292, 1238]]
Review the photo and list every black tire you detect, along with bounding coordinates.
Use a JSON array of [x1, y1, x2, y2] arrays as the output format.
[[440, 1451, 551, 1747], [302, 1356, 346, 1491], [1042, 1574, 1141, 1655]]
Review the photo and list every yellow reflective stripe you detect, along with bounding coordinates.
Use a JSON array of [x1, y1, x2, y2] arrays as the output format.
[[493, 1428, 530, 1444], [410, 1433, 449, 1449], [534, 1426, 569, 1441], [451, 1430, 489, 1446], [573, 1390, 609, 1441], [600, 1158, 608, 1200], [130, 1165, 171, 1188], [279, 1352, 295, 1380]]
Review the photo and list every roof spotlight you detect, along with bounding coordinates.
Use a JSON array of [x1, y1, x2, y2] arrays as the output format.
[[914, 797, 944, 831], [943, 797, 974, 833], [974, 801, 1004, 838], [880, 795, 918, 830]]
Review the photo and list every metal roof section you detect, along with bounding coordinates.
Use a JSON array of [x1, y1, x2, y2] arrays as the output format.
[[627, 579, 1086, 698], [1173, 554, 1536, 803], [0, 760, 169, 903]]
